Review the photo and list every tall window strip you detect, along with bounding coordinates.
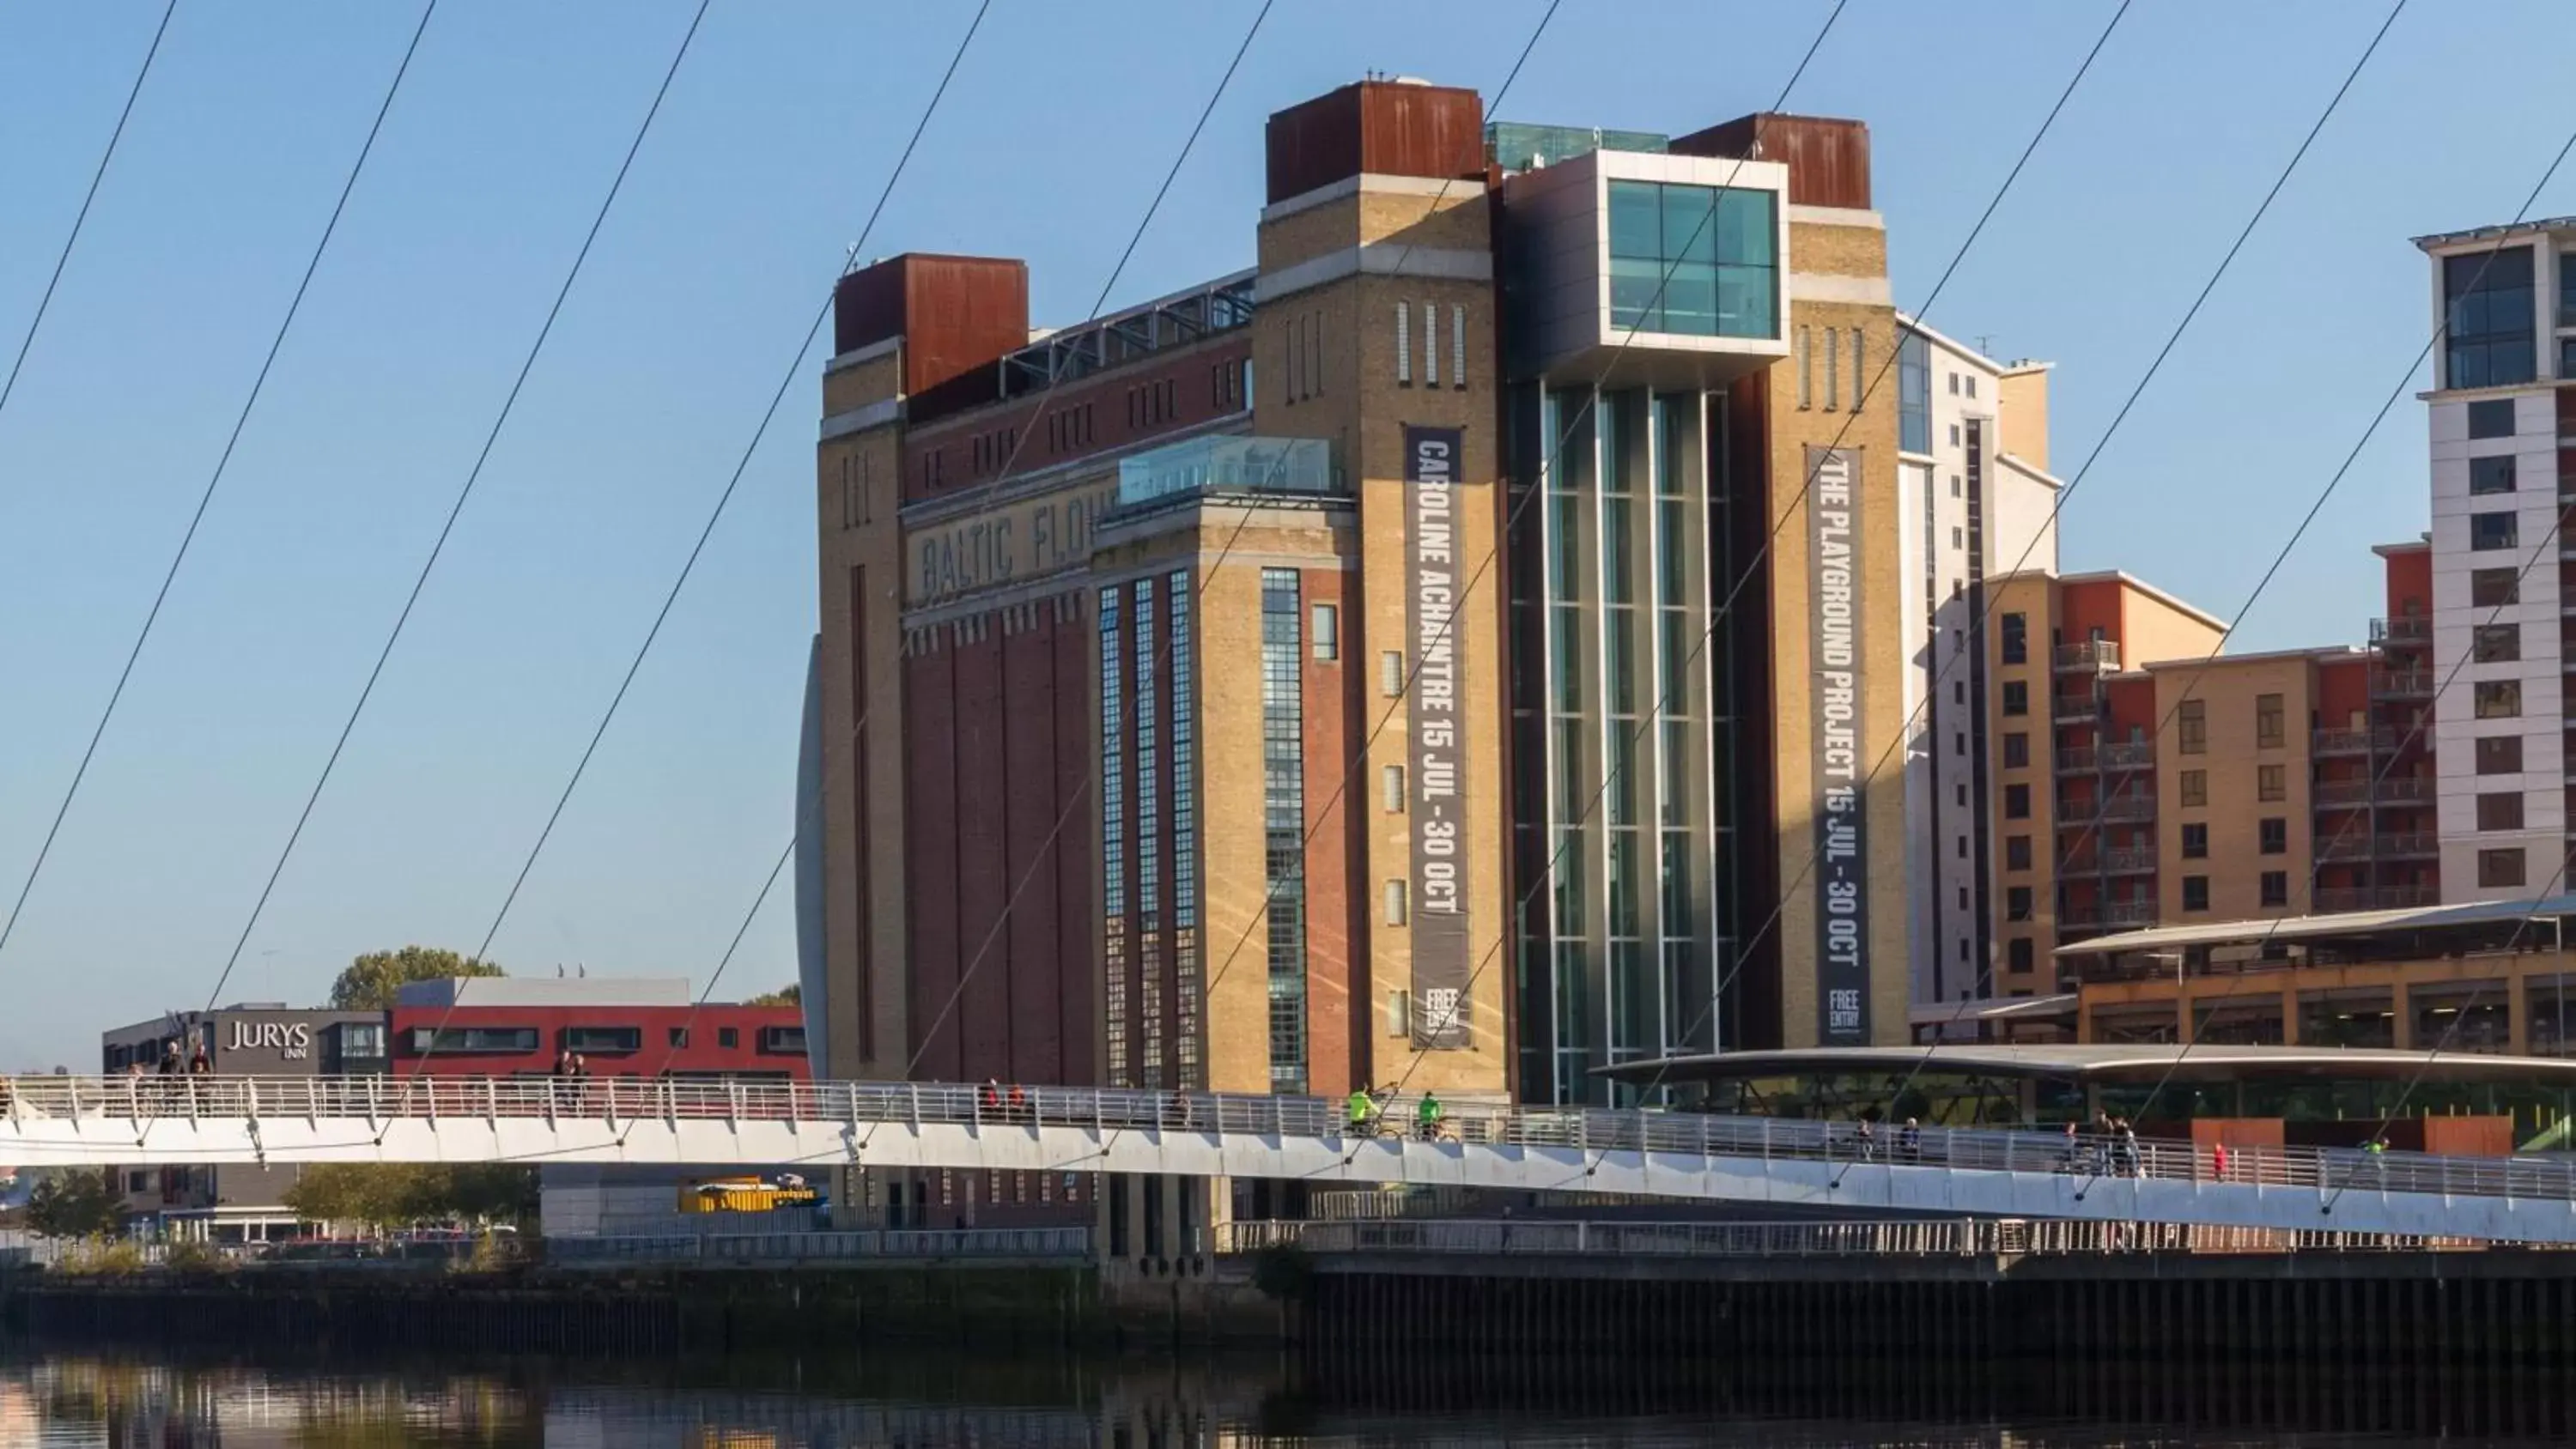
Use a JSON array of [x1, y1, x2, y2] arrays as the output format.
[[1166, 570, 1202, 1088], [1394, 304, 1410, 384], [1822, 326, 1838, 410], [1261, 568, 1309, 1093], [1849, 329, 1865, 410], [1097, 586, 1128, 1087], [1133, 578, 1163, 1088], [1795, 326, 1812, 408], [1423, 302, 1439, 386], [1451, 304, 1467, 389]]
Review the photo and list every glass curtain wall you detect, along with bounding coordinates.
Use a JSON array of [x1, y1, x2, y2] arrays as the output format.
[[1516, 383, 1724, 1103]]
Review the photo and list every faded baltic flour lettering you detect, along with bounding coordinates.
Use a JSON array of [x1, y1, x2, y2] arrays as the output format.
[[1406, 424, 1471, 1049], [1806, 446, 1869, 1046], [908, 482, 1115, 604]]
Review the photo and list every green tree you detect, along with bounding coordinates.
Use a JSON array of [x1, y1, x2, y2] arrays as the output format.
[[744, 984, 800, 1007], [283, 1164, 536, 1231], [26, 1168, 126, 1239], [327, 946, 502, 1010]]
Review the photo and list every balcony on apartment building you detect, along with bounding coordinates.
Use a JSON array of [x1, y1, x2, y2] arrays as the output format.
[[2369, 666, 2434, 700], [2052, 692, 2105, 726], [2311, 777, 2435, 809], [2312, 726, 2397, 756], [2059, 899, 2158, 931], [2062, 844, 2156, 876], [2058, 792, 2156, 827], [2054, 740, 2155, 775], [2369, 615, 2432, 649], [2314, 831, 2438, 863], [2053, 640, 2121, 673], [2312, 883, 2442, 912]]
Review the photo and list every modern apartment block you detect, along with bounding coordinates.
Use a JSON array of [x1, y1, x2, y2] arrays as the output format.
[[2416, 218, 2576, 903], [807, 79, 1942, 1114], [1978, 571, 2224, 997], [1897, 320, 2062, 1017]]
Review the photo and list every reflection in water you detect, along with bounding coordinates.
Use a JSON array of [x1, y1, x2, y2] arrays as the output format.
[[1, 1347, 2572, 1446]]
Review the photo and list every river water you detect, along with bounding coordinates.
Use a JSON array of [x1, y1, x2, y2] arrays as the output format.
[[1, 1346, 2570, 1446]]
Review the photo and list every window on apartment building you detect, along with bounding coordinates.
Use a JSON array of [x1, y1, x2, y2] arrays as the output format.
[[667, 1027, 689, 1048], [1453, 305, 1467, 388], [2258, 764, 2285, 802], [1951, 476, 1963, 497], [2005, 784, 2030, 820], [1422, 302, 1440, 385], [1951, 526, 1964, 549], [2180, 769, 2208, 808], [1381, 651, 1405, 697], [2006, 836, 2032, 870], [1965, 374, 1978, 398], [2470, 454, 2520, 494], [2477, 736, 2524, 773], [1954, 681, 1966, 705], [2177, 700, 2207, 755], [2480, 847, 2528, 888], [2001, 613, 2026, 664], [2478, 791, 2526, 831], [1950, 423, 1961, 447], [1850, 329, 1866, 409], [2182, 876, 2210, 912], [2470, 397, 2518, 437], [1795, 326, 1812, 407], [2470, 567, 2521, 607], [759, 1027, 807, 1056], [2470, 511, 2519, 551], [1382, 766, 1406, 813], [2258, 818, 2287, 855], [2002, 681, 2027, 716], [2002, 732, 2029, 767], [1823, 324, 1839, 409], [2008, 937, 2034, 973], [1958, 835, 1968, 858], [1395, 304, 1411, 384], [1947, 372, 1960, 396], [2475, 680, 2524, 718], [1957, 783, 1968, 807], [1384, 880, 1409, 926], [2006, 887, 2032, 922], [2449, 244, 2537, 390], [2180, 822, 2208, 859], [1899, 327, 1930, 450], [718, 1027, 738, 1049], [2255, 694, 2284, 749], [2474, 623, 2521, 663], [1310, 603, 1339, 662], [2261, 871, 2288, 908]]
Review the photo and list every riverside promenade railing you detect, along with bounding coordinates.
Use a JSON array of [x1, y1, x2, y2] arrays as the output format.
[[8, 1075, 2576, 1219], [1217, 1218, 2549, 1258], [550, 1226, 1092, 1265]]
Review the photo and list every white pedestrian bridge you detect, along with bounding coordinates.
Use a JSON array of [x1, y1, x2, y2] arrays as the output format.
[[9, 1075, 2576, 1244]]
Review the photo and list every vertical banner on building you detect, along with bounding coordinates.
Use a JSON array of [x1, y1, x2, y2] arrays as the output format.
[[1806, 446, 1870, 1046], [1405, 424, 1472, 1049]]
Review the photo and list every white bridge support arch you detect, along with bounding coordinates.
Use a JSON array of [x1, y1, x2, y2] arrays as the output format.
[[12, 1076, 2576, 1244]]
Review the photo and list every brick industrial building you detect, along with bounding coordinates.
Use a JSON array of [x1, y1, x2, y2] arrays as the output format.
[[801, 76, 1984, 1119]]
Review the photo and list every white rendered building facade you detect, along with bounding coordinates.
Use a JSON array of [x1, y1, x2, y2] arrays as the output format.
[[2416, 219, 2576, 903], [1895, 318, 2061, 1016]]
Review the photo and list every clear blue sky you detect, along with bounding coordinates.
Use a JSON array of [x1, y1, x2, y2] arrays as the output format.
[[0, 0, 2565, 1069]]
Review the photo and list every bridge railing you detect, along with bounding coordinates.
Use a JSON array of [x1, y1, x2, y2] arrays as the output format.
[[10, 1075, 2576, 1211], [1216, 1218, 2543, 1258], [549, 1226, 1091, 1264]]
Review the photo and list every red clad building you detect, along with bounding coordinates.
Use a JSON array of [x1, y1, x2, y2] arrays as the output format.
[[388, 977, 809, 1081]]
